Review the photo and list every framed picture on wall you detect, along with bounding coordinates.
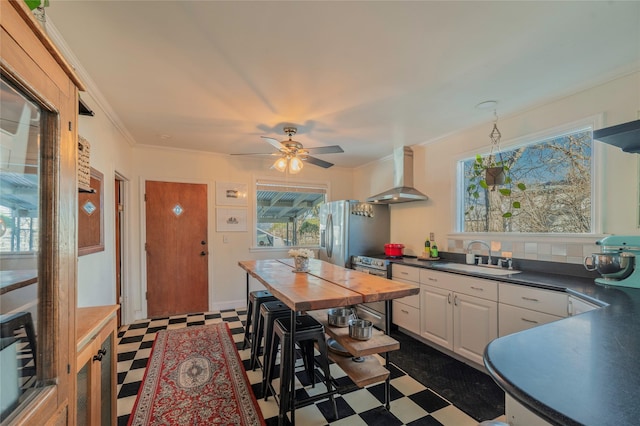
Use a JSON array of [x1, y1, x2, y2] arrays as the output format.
[[78, 167, 104, 255], [216, 208, 247, 232], [216, 182, 248, 206]]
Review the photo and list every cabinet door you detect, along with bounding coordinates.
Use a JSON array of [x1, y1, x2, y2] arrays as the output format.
[[99, 332, 114, 426], [453, 293, 497, 365], [506, 394, 553, 426], [76, 315, 117, 426], [392, 300, 420, 335], [420, 284, 453, 349]]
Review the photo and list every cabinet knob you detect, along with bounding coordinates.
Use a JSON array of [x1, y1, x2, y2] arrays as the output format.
[[93, 348, 107, 362]]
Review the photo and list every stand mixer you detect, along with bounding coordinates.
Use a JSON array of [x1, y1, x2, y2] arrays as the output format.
[[584, 235, 640, 288]]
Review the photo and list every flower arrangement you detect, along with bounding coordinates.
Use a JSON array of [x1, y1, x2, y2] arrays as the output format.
[[288, 248, 315, 259]]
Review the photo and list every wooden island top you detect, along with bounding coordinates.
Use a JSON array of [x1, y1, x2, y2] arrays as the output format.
[[238, 258, 419, 312]]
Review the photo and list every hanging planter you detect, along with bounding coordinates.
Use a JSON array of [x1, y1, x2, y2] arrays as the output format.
[[485, 166, 506, 186]]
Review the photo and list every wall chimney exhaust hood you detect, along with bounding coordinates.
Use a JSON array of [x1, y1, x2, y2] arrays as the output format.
[[593, 119, 640, 153], [367, 146, 428, 204]]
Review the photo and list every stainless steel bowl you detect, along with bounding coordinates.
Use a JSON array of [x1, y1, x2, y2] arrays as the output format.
[[348, 319, 373, 340], [584, 252, 635, 279], [327, 307, 356, 327]]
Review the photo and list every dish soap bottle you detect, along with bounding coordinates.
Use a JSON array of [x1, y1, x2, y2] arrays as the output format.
[[430, 241, 438, 259], [424, 238, 431, 257]]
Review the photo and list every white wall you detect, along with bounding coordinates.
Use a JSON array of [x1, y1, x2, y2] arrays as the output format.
[[355, 71, 640, 258], [128, 148, 354, 321], [76, 92, 134, 309]]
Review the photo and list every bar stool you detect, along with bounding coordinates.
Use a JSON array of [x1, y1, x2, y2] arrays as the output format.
[[242, 290, 277, 350], [0, 312, 36, 368], [265, 315, 337, 422], [251, 300, 290, 372]]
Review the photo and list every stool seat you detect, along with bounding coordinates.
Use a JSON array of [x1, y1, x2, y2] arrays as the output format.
[[243, 290, 277, 350], [250, 300, 291, 371]]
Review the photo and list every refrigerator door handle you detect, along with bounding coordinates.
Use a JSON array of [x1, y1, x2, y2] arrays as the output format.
[[327, 213, 334, 258]]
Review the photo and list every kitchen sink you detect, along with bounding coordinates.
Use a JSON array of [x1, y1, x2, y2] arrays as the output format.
[[432, 262, 521, 276]]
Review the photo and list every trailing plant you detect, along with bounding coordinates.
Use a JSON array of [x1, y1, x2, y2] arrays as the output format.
[[24, 0, 48, 11], [465, 153, 526, 220]]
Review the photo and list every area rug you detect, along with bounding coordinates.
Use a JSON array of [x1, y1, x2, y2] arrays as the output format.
[[128, 323, 265, 426]]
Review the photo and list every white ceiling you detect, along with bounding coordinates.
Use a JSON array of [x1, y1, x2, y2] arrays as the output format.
[[46, 1, 640, 168]]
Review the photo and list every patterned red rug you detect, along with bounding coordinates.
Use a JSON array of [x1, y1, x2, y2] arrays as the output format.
[[128, 322, 265, 425]]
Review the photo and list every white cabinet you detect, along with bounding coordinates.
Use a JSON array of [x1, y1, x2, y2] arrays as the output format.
[[420, 283, 453, 348], [392, 264, 420, 335], [505, 394, 552, 426], [498, 284, 567, 337], [567, 295, 599, 316], [419, 269, 498, 365]]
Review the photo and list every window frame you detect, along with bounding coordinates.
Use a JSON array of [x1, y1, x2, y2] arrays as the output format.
[[1, 65, 61, 423], [251, 177, 329, 250], [455, 115, 604, 235]]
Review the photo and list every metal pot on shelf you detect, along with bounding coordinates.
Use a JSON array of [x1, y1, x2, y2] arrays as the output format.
[[327, 307, 357, 327]]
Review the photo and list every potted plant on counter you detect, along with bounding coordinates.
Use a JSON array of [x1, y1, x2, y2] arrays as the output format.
[[288, 248, 315, 272]]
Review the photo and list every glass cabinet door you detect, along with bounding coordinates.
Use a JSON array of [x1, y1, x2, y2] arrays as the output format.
[[99, 333, 113, 426], [0, 73, 42, 422]]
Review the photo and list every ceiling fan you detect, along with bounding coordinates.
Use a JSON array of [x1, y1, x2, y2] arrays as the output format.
[[232, 127, 344, 174]]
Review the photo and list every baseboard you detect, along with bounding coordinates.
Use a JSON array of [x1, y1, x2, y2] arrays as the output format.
[[211, 299, 246, 312]]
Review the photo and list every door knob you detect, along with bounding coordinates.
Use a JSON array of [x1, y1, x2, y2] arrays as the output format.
[[201, 240, 206, 245], [200, 251, 208, 256]]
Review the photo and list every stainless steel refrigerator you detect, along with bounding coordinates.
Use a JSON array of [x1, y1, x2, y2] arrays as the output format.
[[318, 200, 390, 268]]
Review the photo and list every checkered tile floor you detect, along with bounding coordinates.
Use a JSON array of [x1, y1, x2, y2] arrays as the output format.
[[117, 308, 505, 425]]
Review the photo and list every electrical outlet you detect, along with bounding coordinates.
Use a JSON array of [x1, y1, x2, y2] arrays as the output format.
[[223, 235, 229, 244], [429, 232, 435, 241]]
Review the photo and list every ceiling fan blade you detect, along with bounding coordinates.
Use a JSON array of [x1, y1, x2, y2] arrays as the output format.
[[261, 136, 285, 151], [230, 152, 280, 156], [303, 145, 344, 155], [303, 155, 334, 168]]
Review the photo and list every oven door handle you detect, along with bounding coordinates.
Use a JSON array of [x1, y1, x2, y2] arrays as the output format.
[[358, 305, 383, 320]]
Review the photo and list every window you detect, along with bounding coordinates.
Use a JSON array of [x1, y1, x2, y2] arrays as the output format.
[[459, 127, 593, 233], [255, 180, 327, 247]]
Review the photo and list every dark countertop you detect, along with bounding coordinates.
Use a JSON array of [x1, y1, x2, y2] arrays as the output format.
[[388, 255, 640, 426]]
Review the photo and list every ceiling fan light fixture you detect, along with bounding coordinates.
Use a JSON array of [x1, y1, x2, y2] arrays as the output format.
[[273, 156, 288, 172], [289, 156, 304, 174]]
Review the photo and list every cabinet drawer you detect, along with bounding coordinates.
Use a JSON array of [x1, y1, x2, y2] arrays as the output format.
[[499, 303, 563, 337], [392, 278, 419, 308], [500, 283, 568, 317], [392, 264, 420, 283], [420, 269, 497, 301], [393, 300, 420, 335]]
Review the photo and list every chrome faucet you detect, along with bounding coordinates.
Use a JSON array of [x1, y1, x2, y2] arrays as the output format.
[[466, 240, 492, 265]]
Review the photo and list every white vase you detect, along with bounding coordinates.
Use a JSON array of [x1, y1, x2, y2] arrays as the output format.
[[294, 256, 309, 272]]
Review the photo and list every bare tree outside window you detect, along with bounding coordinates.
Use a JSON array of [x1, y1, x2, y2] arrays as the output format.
[[461, 129, 592, 233]]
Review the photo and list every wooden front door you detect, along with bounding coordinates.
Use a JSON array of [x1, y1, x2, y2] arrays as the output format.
[[145, 181, 209, 317]]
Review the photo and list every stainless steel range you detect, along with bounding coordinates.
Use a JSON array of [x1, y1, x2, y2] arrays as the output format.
[[351, 255, 391, 331]]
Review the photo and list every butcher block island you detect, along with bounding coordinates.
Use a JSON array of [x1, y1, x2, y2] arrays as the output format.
[[238, 258, 419, 421]]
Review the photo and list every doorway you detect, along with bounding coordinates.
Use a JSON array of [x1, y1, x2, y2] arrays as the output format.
[[115, 176, 124, 327], [144, 180, 209, 317]]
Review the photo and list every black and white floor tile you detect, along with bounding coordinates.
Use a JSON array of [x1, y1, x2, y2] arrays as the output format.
[[116, 308, 505, 426]]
